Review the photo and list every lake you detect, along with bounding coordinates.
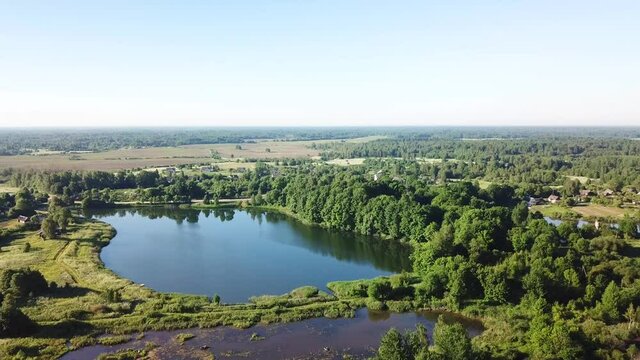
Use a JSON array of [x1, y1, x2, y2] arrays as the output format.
[[61, 308, 483, 360], [87, 207, 411, 303]]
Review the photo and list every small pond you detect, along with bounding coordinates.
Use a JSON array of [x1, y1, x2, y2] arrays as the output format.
[[87, 208, 411, 303], [61, 308, 483, 360]]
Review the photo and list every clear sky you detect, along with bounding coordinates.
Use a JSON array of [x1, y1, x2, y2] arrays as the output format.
[[0, 1, 638, 127]]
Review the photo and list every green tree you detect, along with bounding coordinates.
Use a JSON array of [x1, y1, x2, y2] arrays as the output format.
[[375, 328, 409, 360], [598, 281, 621, 322], [368, 280, 392, 301], [41, 217, 57, 239], [619, 215, 638, 239], [528, 314, 582, 360], [432, 315, 473, 360], [511, 202, 529, 226], [8, 188, 36, 218]]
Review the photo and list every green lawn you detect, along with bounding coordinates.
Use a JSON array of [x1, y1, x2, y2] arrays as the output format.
[[529, 204, 580, 219]]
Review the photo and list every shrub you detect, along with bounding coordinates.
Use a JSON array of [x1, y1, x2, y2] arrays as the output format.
[[290, 286, 319, 299], [368, 280, 392, 301], [174, 333, 195, 344], [366, 299, 387, 311]]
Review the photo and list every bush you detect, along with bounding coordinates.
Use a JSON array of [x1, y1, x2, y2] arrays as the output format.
[[0, 268, 48, 297], [327, 280, 368, 298], [103, 289, 121, 303], [368, 280, 392, 301], [366, 299, 387, 311], [174, 333, 195, 344], [290, 286, 319, 299]]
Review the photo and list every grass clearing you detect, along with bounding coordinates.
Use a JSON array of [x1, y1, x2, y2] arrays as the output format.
[[477, 180, 493, 190], [326, 158, 366, 166], [0, 182, 19, 193], [529, 204, 580, 219], [571, 204, 634, 219], [565, 175, 597, 184]]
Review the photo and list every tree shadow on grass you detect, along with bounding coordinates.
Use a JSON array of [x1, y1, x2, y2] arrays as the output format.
[[36, 318, 98, 339], [47, 286, 93, 299]]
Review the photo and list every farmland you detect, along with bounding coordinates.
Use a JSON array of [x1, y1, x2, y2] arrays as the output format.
[[0, 137, 380, 171], [571, 204, 636, 219]]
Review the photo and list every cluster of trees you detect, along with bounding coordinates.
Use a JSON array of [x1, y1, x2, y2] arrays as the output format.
[[374, 320, 474, 360], [0, 269, 48, 337], [10, 170, 165, 197], [409, 201, 640, 357], [4, 188, 45, 219], [40, 196, 72, 239]]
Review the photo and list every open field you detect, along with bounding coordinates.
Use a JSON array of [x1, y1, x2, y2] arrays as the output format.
[[530, 203, 638, 220], [529, 204, 580, 219], [571, 204, 637, 218], [0, 183, 19, 193], [0, 137, 379, 171], [565, 175, 598, 184], [326, 158, 367, 166], [325, 156, 456, 167], [477, 180, 493, 189]]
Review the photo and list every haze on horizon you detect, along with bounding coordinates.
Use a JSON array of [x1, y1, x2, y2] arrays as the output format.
[[0, 1, 638, 128]]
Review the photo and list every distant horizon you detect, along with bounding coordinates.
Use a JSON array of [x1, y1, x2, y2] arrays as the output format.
[[1, 124, 640, 129]]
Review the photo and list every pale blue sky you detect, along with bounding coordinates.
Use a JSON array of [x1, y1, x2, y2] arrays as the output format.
[[0, 1, 638, 127]]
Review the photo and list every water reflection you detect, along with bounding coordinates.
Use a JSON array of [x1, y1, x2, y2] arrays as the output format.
[[61, 308, 483, 360], [86, 207, 411, 302]]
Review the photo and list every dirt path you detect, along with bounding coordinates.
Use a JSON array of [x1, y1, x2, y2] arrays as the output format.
[[52, 241, 80, 284]]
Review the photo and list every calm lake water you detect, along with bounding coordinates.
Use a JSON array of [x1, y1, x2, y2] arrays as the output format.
[[87, 207, 411, 303], [61, 308, 483, 360]]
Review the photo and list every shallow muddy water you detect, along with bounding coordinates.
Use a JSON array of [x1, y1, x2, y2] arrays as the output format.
[[61, 308, 483, 360]]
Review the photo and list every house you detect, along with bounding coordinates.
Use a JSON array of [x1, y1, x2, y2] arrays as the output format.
[[162, 167, 177, 176], [373, 170, 383, 182], [547, 194, 560, 204], [17, 215, 30, 223], [528, 197, 543, 207], [579, 189, 593, 199], [199, 166, 214, 173], [600, 189, 615, 196]]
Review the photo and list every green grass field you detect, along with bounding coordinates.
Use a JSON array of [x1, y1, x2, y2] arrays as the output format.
[[0, 183, 19, 193], [571, 204, 636, 219], [529, 204, 580, 219]]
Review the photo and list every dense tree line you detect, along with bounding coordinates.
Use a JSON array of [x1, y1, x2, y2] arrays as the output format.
[[1, 127, 638, 155], [321, 138, 640, 189]]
